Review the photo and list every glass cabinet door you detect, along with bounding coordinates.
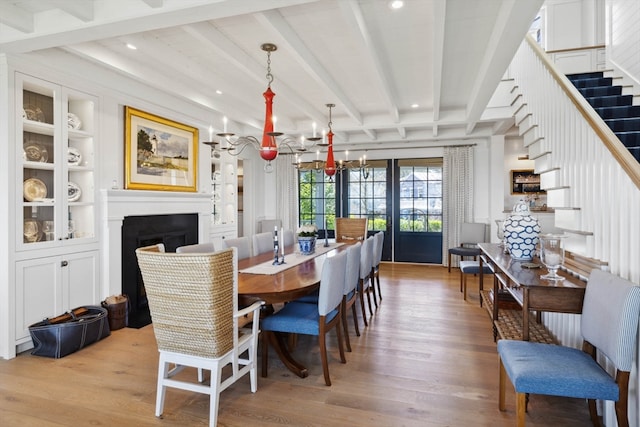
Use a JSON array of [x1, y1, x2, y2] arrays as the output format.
[[17, 74, 96, 249]]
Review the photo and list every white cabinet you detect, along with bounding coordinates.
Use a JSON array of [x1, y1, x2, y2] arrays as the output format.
[[210, 150, 237, 241], [14, 251, 99, 347], [17, 73, 97, 249], [11, 72, 100, 356]]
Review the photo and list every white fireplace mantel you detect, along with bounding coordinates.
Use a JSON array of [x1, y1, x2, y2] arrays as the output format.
[[101, 189, 212, 297]]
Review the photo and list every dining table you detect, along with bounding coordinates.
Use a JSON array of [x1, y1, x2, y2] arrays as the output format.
[[237, 240, 348, 378]]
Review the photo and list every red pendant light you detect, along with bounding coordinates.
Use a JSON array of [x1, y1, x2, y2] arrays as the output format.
[[260, 86, 278, 161], [260, 43, 279, 162], [324, 103, 336, 177]]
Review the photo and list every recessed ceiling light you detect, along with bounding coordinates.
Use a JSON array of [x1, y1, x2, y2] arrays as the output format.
[[390, 1, 404, 10], [216, 90, 222, 95], [411, 103, 419, 108], [126, 43, 137, 50]]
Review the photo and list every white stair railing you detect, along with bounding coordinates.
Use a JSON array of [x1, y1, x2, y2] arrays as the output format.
[[508, 34, 640, 426]]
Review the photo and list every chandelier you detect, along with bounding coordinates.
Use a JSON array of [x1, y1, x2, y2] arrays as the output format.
[[203, 43, 322, 173]]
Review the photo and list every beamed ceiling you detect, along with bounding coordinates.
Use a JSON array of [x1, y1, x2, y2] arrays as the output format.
[[0, 0, 545, 154]]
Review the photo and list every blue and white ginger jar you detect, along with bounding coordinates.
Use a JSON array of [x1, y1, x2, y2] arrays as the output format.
[[503, 200, 540, 261]]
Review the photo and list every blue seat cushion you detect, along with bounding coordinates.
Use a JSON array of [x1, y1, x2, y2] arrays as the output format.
[[498, 340, 619, 401], [261, 302, 338, 336], [459, 260, 493, 274], [295, 289, 319, 304], [449, 247, 481, 257]]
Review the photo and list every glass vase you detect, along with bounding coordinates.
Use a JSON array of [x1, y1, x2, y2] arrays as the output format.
[[540, 234, 566, 281]]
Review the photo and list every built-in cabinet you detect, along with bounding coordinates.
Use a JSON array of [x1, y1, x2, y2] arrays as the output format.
[[13, 72, 100, 352], [209, 149, 237, 245]]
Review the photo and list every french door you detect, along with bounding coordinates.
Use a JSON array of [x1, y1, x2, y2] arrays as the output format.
[[393, 159, 443, 263], [298, 158, 443, 263]]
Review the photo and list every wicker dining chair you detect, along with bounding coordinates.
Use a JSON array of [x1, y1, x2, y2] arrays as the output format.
[[335, 217, 368, 242], [135, 244, 264, 427]]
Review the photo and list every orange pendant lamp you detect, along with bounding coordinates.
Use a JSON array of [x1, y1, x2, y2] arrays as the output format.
[[260, 86, 278, 161], [324, 103, 336, 177], [260, 43, 279, 162]]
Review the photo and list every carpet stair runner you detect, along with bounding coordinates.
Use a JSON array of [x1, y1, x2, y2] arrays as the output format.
[[567, 71, 640, 162]]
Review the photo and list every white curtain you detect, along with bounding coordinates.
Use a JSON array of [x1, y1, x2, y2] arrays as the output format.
[[275, 155, 298, 232], [442, 146, 474, 267]]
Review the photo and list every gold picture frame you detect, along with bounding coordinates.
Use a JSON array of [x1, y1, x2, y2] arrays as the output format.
[[125, 106, 198, 192]]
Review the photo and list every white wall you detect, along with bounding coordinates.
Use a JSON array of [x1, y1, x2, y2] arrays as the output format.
[[607, 0, 640, 85]]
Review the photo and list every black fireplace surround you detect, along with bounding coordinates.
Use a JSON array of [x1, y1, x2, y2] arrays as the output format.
[[121, 213, 198, 328]]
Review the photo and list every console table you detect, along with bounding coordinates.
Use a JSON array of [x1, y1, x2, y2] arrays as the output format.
[[478, 243, 586, 342]]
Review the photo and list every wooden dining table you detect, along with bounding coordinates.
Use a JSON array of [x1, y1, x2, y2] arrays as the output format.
[[237, 242, 349, 378]]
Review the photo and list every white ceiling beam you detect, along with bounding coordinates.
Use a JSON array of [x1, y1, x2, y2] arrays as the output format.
[[49, 0, 94, 22], [122, 33, 264, 129], [257, 9, 363, 126], [465, 0, 544, 134], [431, 0, 446, 123], [141, 0, 164, 8], [397, 127, 407, 139], [339, 0, 399, 123], [181, 22, 325, 130], [0, 3, 34, 33], [0, 0, 317, 53], [363, 128, 377, 140], [63, 42, 257, 128]]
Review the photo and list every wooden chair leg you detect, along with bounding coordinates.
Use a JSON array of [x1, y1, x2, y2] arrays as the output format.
[[376, 273, 382, 300], [499, 358, 507, 411], [516, 392, 527, 427], [463, 275, 468, 300], [460, 270, 464, 292], [370, 275, 378, 308], [614, 371, 630, 427], [588, 399, 602, 427], [336, 318, 346, 364], [351, 301, 360, 336], [358, 280, 368, 326], [341, 299, 352, 352], [318, 332, 331, 386], [364, 278, 374, 315], [448, 252, 452, 273]]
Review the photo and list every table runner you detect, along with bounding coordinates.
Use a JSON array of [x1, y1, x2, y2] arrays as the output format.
[[239, 242, 344, 275]]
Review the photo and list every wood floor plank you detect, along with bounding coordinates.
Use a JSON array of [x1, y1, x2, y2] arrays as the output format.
[[0, 264, 592, 426]]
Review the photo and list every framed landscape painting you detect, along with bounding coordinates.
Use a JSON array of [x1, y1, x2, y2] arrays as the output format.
[[125, 106, 198, 192]]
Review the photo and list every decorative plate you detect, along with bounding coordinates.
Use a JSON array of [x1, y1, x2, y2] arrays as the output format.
[[23, 177, 47, 202], [23, 141, 48, 163], [23, 219, 41, 243], [23, 104, 45, 122], [67, 112, 82, 130], [67, 147, 82, 165], [68, 181, 81, 202]]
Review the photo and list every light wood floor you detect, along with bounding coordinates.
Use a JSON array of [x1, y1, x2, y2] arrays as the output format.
[[0, 264, 592, 426]]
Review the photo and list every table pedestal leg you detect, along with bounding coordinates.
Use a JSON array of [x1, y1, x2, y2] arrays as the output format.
[[263, 331, 309, 378]]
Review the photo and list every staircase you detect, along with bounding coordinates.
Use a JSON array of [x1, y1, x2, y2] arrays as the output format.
[[566, 71, 640, 162]]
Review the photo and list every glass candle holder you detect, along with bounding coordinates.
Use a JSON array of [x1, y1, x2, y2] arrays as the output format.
[[540, 234, 566, 281]]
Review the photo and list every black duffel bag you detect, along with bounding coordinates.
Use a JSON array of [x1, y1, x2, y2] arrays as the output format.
[[28, 305, 111, 358]]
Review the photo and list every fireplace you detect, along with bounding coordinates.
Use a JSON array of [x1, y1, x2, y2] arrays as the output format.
[[121, 213, 198, 328]]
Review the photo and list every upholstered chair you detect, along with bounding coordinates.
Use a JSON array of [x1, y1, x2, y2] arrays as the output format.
[[342, 242, 362, 352], [252, 231, 274, 256], [371, 231, 384, 301], [261, 250, 348, 386], [221, 236, 251, 260], [358, 236, 374, 324], [447, 222, 486, 272], [498, 269, 640, 427], [459, 260, 493, 301], [176, 242, 216, 253]]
